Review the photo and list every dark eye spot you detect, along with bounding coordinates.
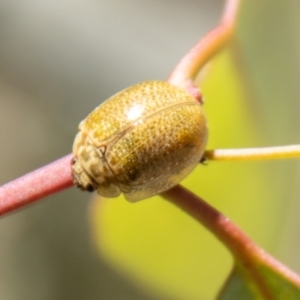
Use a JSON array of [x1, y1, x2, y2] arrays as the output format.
[[86, 184, 95, 192], [71, 157, 77, 165]]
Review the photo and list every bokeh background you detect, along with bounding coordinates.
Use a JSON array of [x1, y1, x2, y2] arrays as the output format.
[[0, 1, 222, 299], [1, 1, 300, 299]]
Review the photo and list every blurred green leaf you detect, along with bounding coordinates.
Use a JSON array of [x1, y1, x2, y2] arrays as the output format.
[[218, 262, 300, 300], [217, 267, 259, 300]]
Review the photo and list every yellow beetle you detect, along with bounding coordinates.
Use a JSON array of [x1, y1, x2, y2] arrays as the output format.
[[71, 81, 208, 202]]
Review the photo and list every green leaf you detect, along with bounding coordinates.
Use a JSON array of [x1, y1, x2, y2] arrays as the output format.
[[218, 262, 300, 300], [218, 267, 259, 300]]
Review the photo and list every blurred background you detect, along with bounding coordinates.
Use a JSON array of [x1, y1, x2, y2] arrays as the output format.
[[0, 1, 223, 299], [1, 1, 300, 299]]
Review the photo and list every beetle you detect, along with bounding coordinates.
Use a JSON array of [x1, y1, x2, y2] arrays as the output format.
[[71, 81, 208, 202]]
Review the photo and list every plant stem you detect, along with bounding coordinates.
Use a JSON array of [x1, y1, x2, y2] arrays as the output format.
[[204, 145, 300, 161], [162, 185, 300, 296], [162, 185, 259, 263], [0, 0, 242, 216], [0, 155, 73, 216], [168, 0, 240, 89]]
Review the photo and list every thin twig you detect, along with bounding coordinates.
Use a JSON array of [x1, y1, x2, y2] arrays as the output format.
[[0, 155, 73, 216], [168, 0, 240, 89], [162, 185, 300, 298], [0, 1, 241, 216], [204, 145, 300, 161]]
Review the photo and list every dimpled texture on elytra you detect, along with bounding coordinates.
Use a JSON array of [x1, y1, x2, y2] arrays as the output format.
[[72, 81, 208, 202]]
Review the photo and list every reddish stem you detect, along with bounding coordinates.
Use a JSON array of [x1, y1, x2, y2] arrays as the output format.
[[168, 0, 240, 90], [0, 154, 73, 216], [0, 1, 239, 216], [162, 186, 300, 297]]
